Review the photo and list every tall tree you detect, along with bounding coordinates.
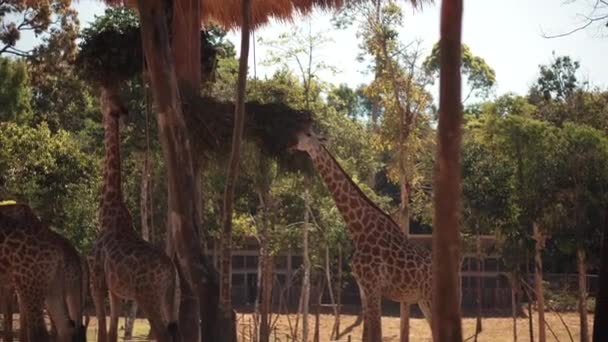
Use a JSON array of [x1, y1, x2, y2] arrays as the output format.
[[0, 0, 78, 57], [218, 0, 251, 341], [432, 0, 463, 340], [0, 58, 31, 123], [551, 123, 608, 342], [423, 43, 496, 103], [136, 1, 217, 341]]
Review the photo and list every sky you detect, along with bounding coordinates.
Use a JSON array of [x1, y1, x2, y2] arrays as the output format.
[[16, 0, 608, 98]]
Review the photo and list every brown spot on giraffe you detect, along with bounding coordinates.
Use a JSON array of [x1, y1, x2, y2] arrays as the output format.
[[89, 87, 180, 342], [291, 128, 433, 342]]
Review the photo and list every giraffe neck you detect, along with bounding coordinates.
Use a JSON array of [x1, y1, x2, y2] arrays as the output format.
[[307, 143, 400, 239], [100, 88, 124, 210]]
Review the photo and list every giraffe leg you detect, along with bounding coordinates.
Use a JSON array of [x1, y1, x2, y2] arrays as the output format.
[[368, 292, 382, 342], [45, 280, 76, 342], [107, 292, 121, 342], [65, 282, 84, 338], [90, 272, 107, 342], [418, 299, 433, 329], [160, 271, 180, 342], [48, 313, 57, 339], [18, 302, 26, 342], [138, 299, 172, 342], [16, 286, 49, 342], [361, 289, 382, 342], [359, 286, 370, 342], [1, 288, 13, 342]]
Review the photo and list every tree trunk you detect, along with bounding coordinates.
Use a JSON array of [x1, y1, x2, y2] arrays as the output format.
[[399, 162, 410, 342], [257, 164, 275, 342], [474, 231, 483, 342], [431, 0, 464, 340], [313, 277, 324, 342], [135, 1, 219, 341], [259, 252, 274, 342], [526, 250, 535, 342], [336, 247, 342, 338], [509, 273, 519, 342], [218, 1, 251, 341], [325, 246, 339, 340], [528, 292, 535, 342], [533, 222, 546, 342], [594, 208, 608, 342], [301, 187, 312, 342], [577, 247, 589, 342], [169, 0, 215, 339]]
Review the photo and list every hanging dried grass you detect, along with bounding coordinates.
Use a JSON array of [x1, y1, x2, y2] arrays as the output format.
[[90, 0, 344, 29]]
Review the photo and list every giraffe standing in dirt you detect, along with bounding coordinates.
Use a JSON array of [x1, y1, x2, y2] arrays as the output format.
[[290, 127, 433, 342], [88, 87, 180, 342], [0, 203, 83, 342]]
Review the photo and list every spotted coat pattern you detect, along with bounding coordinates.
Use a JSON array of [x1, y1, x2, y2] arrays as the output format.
[[88, 87, 180, 342], [294, 132, 433, 342], [0, 204, 78, 342]]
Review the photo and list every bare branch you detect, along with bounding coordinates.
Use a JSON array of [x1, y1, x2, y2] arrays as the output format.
[[542, 0, 608, 38], [1, 46, 31, 57]]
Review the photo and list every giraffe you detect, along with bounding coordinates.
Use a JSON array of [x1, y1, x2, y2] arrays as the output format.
[[289, 128, 433, 342], [0, 203, 81, 342], [19, 228, 89, 342], [89, 86, 180, 342]]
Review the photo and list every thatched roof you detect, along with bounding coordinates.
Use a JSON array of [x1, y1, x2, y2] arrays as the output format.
[[104, 0, 344, 29]]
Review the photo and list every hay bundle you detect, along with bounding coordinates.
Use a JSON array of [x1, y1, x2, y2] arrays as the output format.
[[183, 92, 314, 173], [75, 15, 218, 85], [76, 13, 315, 173], [75, 18, 142, 84]]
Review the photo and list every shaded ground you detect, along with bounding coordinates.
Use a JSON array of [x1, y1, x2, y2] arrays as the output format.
[[0, 311, 593, 341]]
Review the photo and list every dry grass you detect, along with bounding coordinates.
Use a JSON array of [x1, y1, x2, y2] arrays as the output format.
[[235, 311, 592, 342], [78, 310, 592, 341]]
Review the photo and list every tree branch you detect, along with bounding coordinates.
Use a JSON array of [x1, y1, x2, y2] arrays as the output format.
[[542, 0, 608, 38], [0, 45, 31, 57]]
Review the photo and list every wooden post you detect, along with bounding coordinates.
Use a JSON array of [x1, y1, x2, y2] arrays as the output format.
[[577, 248, 589, 342], [218, 0, 252, 341], [593, 207, 608, 342], [533, 222, 546, 342]]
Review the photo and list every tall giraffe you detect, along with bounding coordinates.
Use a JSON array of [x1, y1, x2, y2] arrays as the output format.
[[88, 87, 180, 342], [290, 128, 433, 342], [0, 203, 80, 342]]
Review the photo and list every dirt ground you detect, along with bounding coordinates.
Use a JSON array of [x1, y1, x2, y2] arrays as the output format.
[[79, 311, 592, 341]]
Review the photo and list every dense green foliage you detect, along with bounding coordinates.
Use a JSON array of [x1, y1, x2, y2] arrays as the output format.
[[0, 4, 607, 297]]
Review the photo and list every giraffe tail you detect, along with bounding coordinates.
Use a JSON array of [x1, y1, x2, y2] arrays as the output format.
[[81, 257, 91, 329]]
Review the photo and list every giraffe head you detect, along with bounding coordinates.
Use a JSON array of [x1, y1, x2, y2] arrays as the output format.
[[100, 87, 128, 119], [289, 125, 324, 154]]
